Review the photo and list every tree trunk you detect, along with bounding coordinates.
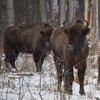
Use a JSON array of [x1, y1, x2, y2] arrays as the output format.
[[78, 0, 84, 18], [0, 0, 7, 31], [59, 0, 66, 26], [50, 0, 59, 26], [7, 0, 15, 26], [95, 0, 99, 42], [40, 0, 47, 23], [89, 0, 93, 41], [92, 0, 98, 43], [68, 0, 76, 22], [25, 0, 34, 25], [84, 0, 88, 23], [33, 0, 41, 23]]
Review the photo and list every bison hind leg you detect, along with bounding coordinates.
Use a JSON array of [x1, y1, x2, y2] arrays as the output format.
[[54, 56, 63, 92], [5, 50, 19, 72], [98, 73, 100, 83], [64, 65, 74, 95]]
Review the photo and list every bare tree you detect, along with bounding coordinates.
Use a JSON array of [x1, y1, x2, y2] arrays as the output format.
[[33, 0, 41, 23], [25, 0, 34, 25], [59, 0, 66, 26], [40, 0, 47, 23], [50, 0, 58, 26], [68, 0, 76, 22], [95, 0, 99, 42], [92, 0, 99, 43], [7, 0, 15, 26], [89, 0, 93, 41], [84, 0, 88, 22]]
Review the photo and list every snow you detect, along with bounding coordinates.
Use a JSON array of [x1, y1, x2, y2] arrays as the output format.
[[0, 54, 100, 100]]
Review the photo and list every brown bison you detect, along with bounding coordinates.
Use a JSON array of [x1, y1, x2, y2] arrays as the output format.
[[50, 19, 90, 95], [4, 23, 53, 72], [98, 56, 100, 83]]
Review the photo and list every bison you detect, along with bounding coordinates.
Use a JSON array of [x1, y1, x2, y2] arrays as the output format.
[[50, 19, 90, 95], [98, 56, 100, 83], [4, 23, 53, 72]]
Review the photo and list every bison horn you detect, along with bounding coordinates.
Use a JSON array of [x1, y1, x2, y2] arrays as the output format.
[[83, 19, 89, 27], [63, 20, 67, 28]]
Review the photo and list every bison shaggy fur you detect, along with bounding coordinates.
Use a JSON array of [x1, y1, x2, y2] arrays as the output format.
[[50, 19, 90, 95], [4, 23, 53, 72]]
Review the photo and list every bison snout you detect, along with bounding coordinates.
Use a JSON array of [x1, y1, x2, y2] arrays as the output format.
[[46, 42, 51, 50], [67, 44, 74, 52]]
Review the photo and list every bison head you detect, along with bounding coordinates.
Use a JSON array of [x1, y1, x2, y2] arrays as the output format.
[[63, 19, 90, 49], [40, 23, 53, 49]]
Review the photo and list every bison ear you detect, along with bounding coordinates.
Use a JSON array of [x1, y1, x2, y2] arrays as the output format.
[[83, 27, 90, 35], [40, 31, 45, 36]]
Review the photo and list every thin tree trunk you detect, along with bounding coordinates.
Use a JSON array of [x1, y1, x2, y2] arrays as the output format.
[[33, 0, 41, 23], [84, 0, 88, 24], [95, 0, 99, 42], [7, 0, 14, 26], [40, 0, 47, 23], [89, 0, 93, 41], [93, 0, 98, 43], [68, 0, 76, 22], [25, 0, 34, 25], [0, 0, 7, 31], [59, 0, 65, 26], [50, 0, 58, 26]]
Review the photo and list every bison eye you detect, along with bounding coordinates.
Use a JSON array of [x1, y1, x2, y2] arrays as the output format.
[[83, 27, 90, 35]]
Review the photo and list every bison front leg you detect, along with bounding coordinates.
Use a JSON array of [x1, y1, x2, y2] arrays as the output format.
[[78, 63, 86, 95], [54, 56, 62, 92], [64, 65, 74, 95], [98, 56, 100, 83], [34, 53, 44, 72], [98, 70, 100, 83]]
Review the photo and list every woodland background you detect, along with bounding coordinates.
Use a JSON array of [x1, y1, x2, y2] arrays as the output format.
[[0, 0, 100, 100], [0, 0, 100, 46]]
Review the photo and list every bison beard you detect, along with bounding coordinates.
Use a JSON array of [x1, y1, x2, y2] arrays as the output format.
[[4, 23, 53, 72], [50, 19, 90, 95]]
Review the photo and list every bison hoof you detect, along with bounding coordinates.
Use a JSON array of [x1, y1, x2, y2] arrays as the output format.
[[11, 68, 18, 73], [65, 89, 72, 95], [80, 91, 85, 95], [57, 87, 62, 92], [36, 69, 42, 72]]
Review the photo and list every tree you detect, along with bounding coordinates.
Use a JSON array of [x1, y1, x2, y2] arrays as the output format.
[[59, 0, 66, 26], [95, 0, 99, 42], [7, 0, 15, 26], [25, 0, 34, 25], [33, 0, 41, 23], [40, 0, 47, 23], [84, 0, 88, 23], [68, 0, 76, 22], [50, 0, 59, 26]]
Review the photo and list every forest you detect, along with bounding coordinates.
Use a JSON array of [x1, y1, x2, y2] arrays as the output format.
[[0, 0, 100, 100]]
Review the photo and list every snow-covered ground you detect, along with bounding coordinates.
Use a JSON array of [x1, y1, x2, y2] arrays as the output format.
[[0, 53, 100, 100]]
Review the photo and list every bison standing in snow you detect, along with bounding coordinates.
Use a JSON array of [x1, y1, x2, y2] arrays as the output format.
[[4, 23, 53, 72], [50, 19, 90, 95]]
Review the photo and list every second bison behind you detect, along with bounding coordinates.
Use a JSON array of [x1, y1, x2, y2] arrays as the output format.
[[4, 23, 53, 72]]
